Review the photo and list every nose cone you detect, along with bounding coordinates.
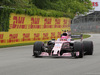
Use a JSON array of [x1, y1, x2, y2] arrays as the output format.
[[53, 50, 58, 55], [52, 50, 58, 56]]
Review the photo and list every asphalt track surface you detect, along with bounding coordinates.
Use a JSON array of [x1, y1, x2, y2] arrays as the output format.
[[0, 34, 100, 75]]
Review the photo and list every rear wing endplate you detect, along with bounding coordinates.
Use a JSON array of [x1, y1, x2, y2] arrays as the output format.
[[71, 34, 83, 41]]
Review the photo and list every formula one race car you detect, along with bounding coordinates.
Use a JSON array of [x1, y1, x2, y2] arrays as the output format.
[[33, 33, 93, 58]]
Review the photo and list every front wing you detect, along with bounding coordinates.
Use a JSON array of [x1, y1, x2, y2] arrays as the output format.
[[35, 52, 80, 57]]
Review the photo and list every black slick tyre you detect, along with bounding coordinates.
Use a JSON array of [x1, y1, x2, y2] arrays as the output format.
[[33, 41, 44, 57], [74, 42, 84, 58], [83, 41, 93, 55]]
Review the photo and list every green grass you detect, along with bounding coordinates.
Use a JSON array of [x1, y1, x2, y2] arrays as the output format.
[[74, 34, 91, 40], [83, 34, 91, 39], [0, 34, 91, 48]]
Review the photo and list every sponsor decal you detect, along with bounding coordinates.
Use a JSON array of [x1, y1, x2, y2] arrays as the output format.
[[92, 2, 98, 7], [31, 18, 40, 24], [7, 34, 19, 43], [34, 33, 40, 40], [42, 33, 49, 40], [57, 32, 61, 38], [0, 13, 71, 45], [54, 19, 61, 28], [22, 33, 30, 41], [44, 18, 53, 28], [10, 16, 27, 29], [51, 32, 55, 39], [0, 34, 5, 43], [44, 18, 52, 25]]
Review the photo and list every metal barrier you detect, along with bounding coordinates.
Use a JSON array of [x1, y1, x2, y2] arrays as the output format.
[[71, 11, 100, 33]]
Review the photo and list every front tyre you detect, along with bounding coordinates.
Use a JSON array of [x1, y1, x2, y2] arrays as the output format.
[[33, 41, 44, 57], [74, 42, 84, 58]]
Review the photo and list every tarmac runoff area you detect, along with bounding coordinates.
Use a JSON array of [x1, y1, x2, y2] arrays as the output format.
[[0, 34, 100, 75]]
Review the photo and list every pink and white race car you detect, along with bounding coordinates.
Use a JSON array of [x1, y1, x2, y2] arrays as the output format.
[[33, 33, 93, 58]]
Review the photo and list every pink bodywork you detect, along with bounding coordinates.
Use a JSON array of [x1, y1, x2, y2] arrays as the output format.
[[40, 35, 79, 57], [51, 36, 71, 56]]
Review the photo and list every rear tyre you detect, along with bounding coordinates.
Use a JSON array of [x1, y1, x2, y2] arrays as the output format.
[[33, 41, 44, 57], [74, 42, 84, 58], [83, 41, 93, 55]]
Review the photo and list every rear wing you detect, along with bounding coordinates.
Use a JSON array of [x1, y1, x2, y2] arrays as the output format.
[[71, 34, 83, 41]]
